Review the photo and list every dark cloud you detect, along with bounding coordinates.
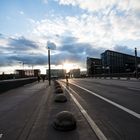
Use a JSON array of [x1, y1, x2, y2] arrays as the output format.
[[0, 52, 48, 67], [59, 42, 104, 58], [56, 34, 106, 63], [51, 52, 84, 65], [8, 53, 48, 65], [114, 45, 137, 56], [0, 34, 108, 69], [9, 36, 39, 51], [1, 43, 139, 68], [0, 54, 15, 66], [61, 36, 78, 44], [0, 34, 104, 68]]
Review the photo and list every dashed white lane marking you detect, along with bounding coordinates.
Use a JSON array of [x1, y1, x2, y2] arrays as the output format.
[[62, 84, 108, 140], [70, 82, 140, 119], [0, 134, 3, 139]]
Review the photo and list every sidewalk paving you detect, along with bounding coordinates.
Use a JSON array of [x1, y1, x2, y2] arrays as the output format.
[[26, 81, 97, 140]]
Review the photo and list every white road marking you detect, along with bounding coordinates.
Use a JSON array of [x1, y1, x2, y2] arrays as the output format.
[[62, 84, 108, 140], [0, 134, 3, 139], [70, 82, 140, 119], [128, 87, 140, 91]]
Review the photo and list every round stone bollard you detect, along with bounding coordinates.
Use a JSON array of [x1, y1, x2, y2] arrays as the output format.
[[53, 111, 77, 131], [54, 94, 67, 102], [54, 81, 60, 86], [55, 87, 63, 94], [55, 85, 62, 89]]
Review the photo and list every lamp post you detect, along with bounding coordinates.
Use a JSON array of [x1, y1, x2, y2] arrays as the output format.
[[135, 48, 138, 79], [92, 62, 95, 77], [48, 47, 51, 86]]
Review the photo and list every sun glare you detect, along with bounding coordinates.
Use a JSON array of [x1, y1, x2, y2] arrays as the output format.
[[63, 63, 74, 73]]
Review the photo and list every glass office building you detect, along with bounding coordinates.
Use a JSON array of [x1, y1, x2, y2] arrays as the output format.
[[101, 50, 140, 74], [87, 57, 102, 76]]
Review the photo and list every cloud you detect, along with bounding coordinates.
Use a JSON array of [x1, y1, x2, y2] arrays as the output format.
[[0, 54, 10, 66], [1, 0, 140, 71], [56, 0, 140, 12], [51, 40, 105, 68], [47, 41, 56, 50], [60, 36, 78, 44], [9, 36, 39, 51], [0, 34, 48, 67], [43, 0, 48, 4], [8, 53, 48, 65], [29, 4, 140, 68], [32, 9, 140, 51], [59, 42, 103, 56], [51, 52, 85, 66], [114, 45, 136, 55], [0, 52, 48, 67]]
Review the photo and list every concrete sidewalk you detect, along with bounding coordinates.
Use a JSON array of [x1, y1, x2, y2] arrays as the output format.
[[25, 81, 97, 140]]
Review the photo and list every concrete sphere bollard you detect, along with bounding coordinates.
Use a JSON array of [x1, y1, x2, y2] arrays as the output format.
[[53, 111, 77, 131], [54, 81, 60, 86], [54, 94, 67, 102], [55, 88, 63, 94], [55, 85, 62, 89]]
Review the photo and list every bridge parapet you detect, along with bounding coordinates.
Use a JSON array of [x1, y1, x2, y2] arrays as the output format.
[[0, 77, 37, 93]]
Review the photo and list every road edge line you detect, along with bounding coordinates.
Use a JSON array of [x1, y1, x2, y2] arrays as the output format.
[[62, 84, 108, 140], [70, 82, 140, 119]]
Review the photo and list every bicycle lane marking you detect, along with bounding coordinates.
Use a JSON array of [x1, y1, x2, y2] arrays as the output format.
[[61, 83, 108, 140]]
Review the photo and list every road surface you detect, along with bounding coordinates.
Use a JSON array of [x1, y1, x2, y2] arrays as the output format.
[[0, 78, 140, 140], [61, 78, 140, 140]]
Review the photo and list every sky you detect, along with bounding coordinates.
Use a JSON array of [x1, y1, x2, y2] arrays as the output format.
[[0, 0, 140, 74]]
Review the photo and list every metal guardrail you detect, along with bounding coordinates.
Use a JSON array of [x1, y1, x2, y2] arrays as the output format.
[[88, 73, 140, 79]]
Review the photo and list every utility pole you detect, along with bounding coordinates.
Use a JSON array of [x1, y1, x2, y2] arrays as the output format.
[[135, 48, 138, 79], [48, 47, 51, 85]]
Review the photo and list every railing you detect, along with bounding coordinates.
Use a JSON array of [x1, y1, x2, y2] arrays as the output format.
[[0, 77, 37, 93], [87, 73, 140, 80]]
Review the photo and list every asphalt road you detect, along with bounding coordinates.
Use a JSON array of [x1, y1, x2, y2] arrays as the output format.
[[63, 78, 140, 140]]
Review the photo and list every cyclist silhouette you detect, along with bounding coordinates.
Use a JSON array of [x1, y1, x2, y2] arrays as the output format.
[[66, 75, 69, 86]]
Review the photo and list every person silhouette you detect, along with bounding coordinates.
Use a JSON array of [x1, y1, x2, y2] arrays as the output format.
[[66, 75, 69, 86], [37, 75, 41, 82]]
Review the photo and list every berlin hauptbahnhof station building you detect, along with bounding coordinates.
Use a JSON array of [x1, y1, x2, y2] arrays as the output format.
[[87, 50, 140, 77]]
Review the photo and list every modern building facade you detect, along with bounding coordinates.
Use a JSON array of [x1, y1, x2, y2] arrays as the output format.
[[70, 69, 80, 78], [15, 69, 40, 77], [87, 50, 140, 76], [87, 57, 102, 76], [101, 50, 140, 74], [47, 69, 66, 79]]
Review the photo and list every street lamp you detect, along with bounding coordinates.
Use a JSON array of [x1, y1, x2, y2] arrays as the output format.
[[135, 48, 138, 79], [48, 46, 51, 86], [92, 62, 95, 76]]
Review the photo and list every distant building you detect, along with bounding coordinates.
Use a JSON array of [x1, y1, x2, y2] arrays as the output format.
[[80, 71, 87, 77], [70, 69, 80, 78], [15, 69, 40, 77], [47, 69, 66, 79], [87, 57, 102, 76], [101, 50, 140, 74]]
